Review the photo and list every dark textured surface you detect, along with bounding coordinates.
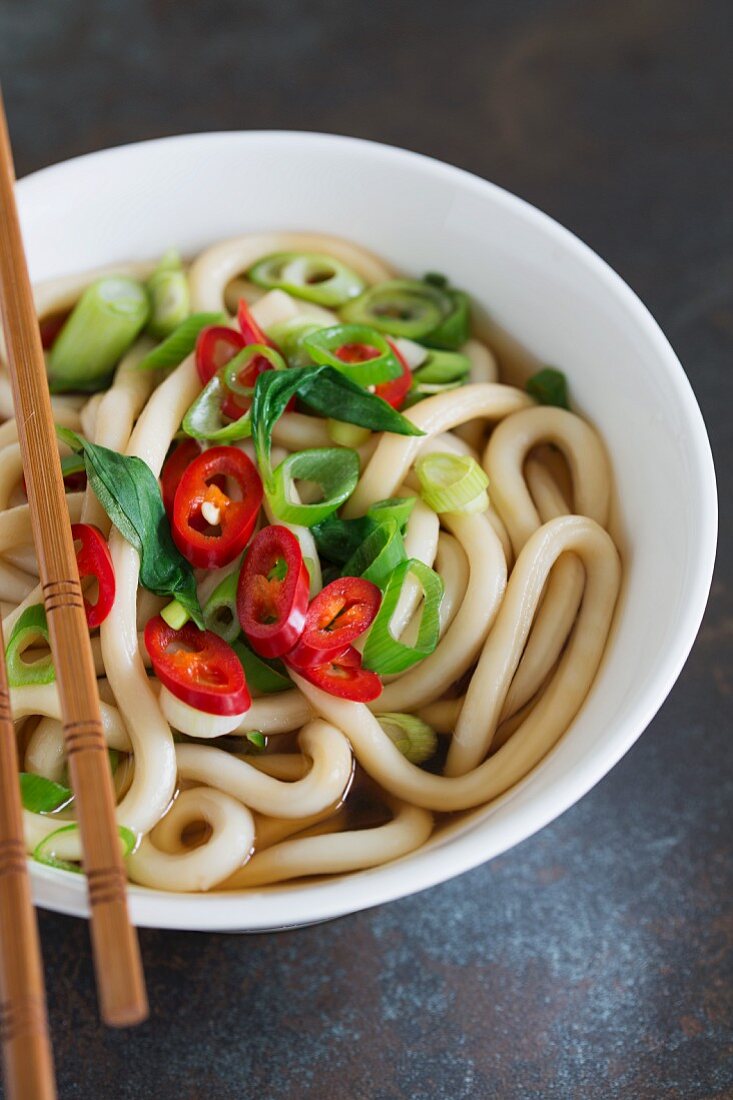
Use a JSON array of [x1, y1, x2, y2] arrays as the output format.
[[1, 1, 731, 1097]]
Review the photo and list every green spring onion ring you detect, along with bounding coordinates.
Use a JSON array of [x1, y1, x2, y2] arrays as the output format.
[[266, 318, 322, 369], [137, 312, 225, 372], [183, 344, 287, 442], [32, 824, 137, 874], [146, 249, 190, 338], [248, 251, 366, 307], [20, 773, 73, 814], [203, 569, 241, 643], [342, 518, 407, 589], [367, 496, 416, 532], [363, 559, 444, 674], [340, 279, 450, 340], [268, 447, 360, 527], [6, 604, 55, 687], [49, 276, 151, 393], [415, 452, 489, 515], [233, 641, 292, 694], [303, 324, 403, 386], [376, 713, 438, 764], [411, 348, 471, 388], [422, 289, 470, 350]]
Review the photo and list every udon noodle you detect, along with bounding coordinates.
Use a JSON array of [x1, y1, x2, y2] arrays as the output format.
[[2, 233, 621, 893]]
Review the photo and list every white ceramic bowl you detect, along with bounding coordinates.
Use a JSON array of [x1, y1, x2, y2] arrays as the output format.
[[18, 133, 716, 930]]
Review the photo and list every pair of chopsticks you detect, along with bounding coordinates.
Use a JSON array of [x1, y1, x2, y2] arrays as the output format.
[[0, 93, 148, 1097]]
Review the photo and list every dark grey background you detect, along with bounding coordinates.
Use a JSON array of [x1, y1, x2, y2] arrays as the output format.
[[1, 1, 731, 1097]]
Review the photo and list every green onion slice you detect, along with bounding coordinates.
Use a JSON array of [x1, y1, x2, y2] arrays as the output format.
[[415, 453, 489, 515], [422, 287, 470, 350], [49, 276, 151, 393], [183, 346, 286, 442], [342, 518, 406, 589], [32, 823, 137, 874], [20, 773, 72, 813], [203, 569, 241, 643], [526, 367, 570, 409], [340, 279, 451, 340], [266, 317, 322, 369], [326, 419, 372, 448], [161, 598, 192, 630], [367, 496, 416, 532], [303, 324, 403, 386], [269, 447, 360, 526], [233, 641, 292, 694], [6, 604, 55, 687], [377, 713, 438, 764], [146, 249, 190, 338], [60, 453, 86, 480], [363, 559, 444, 674], [248, 251, 366, 307], [137, 312, 225, 372], [411, 348, 471, 388]]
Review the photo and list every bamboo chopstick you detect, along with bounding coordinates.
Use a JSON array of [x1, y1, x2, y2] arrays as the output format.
[[0, 90, 148, 1028], [0, 614, 56, 1100]]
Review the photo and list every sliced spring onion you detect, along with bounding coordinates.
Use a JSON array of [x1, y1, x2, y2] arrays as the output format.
[[184, 344, 288, 443], [327, 419, 372, 448], [32, 823, 137, 873], [341, 279, 450, 340], [161, 599, 191, 630], [248, 252, 366, 307], [303, 324, 403, 386], [526, 367, 570, 409], [49, 276, 151, 393], [60, 453, 86, 480], [245, 731, 266, 751], [233, 640, 292, 694], [411, 348, 471, 387], [266, 317, 322, 369], [342, 518, 406, 589], [422, 288, 470, 350], [415, 452, 489, 515], [203, 569, 241, 643], [268, 447, 360, 526], [20, 772, 72, 813], [146, 249, 190, 338], [377, 713, 438, 765], [6, 604, 55, 687], [367, 496, 416, 532], [363, 559, 444, 674], [137, 312, 225, 372]]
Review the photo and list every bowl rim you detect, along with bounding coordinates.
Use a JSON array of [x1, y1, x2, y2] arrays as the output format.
[[19, 130, 718, 930]]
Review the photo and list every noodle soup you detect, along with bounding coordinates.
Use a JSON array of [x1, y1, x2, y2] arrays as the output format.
[[3, 234, 620, 893]]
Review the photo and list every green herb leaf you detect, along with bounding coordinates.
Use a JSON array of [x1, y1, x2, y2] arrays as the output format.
[[20, 773, 72, 813], [57, 428, 204, 627], [137, 312, 225, 372], [526, 367, 570, 410], [250, 365, 423, 485]]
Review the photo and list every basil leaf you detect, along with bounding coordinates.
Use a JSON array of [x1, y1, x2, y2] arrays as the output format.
[[526, 368, 570, 410], [20, 772, 72, 813], [57, 428, 204, 627], [312, 497, 415, 566], [312, 515, 379, 565], [250, 365, 423, 485], [137, 312, 226, 371]]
